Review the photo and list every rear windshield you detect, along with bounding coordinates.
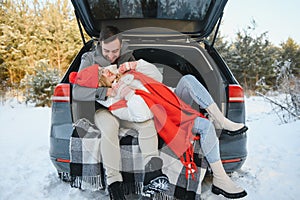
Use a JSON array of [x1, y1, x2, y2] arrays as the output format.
[[87, 0, 212, 21]]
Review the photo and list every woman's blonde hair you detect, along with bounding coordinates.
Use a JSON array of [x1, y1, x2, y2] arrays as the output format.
[[98, 75, 112, 87]]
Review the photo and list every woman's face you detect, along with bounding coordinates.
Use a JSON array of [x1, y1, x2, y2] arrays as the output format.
[[101, 68, 117, 83]]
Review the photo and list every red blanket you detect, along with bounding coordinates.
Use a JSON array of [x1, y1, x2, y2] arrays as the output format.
[[129, 71, 206, 179]]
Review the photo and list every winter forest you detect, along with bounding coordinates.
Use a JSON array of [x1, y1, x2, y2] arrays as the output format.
[[0, 0, 299, 119]]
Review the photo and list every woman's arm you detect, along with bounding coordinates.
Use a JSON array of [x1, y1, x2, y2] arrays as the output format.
[[118, 59, 163, 83], [135, 59, 163, 82]]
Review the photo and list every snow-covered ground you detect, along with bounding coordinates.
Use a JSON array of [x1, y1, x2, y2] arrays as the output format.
[[0, 96, 299, 200]]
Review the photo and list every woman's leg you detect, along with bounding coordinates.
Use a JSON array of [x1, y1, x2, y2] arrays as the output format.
[[174, 75, 214, 109], [175, 75, 247, 133], [192, 117, 247, 199], [192, 117, 219, 163]]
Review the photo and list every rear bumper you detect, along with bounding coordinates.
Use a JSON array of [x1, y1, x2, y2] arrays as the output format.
[[219, 132, 247, 172], [222, 156, 246, 172], [49, 137, 71, 173], [50, 156, 70, 173], [49, 102, 73, 173]]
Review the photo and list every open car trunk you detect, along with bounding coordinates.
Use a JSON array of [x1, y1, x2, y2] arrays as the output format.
[[71, 0, 228, 41]]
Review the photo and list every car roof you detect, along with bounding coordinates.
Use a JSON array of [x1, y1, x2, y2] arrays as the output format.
[[71, 0, 228, 39]]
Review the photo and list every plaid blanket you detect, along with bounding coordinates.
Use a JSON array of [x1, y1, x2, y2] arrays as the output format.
[[69, 118, 106, 190], [70, 118, 208, 200]]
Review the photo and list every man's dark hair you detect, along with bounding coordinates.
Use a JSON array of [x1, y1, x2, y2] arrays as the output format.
[[99, 26, 122, 43]]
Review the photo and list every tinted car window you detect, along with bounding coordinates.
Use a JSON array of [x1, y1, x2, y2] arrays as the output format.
[[87, 0, 212, 20]]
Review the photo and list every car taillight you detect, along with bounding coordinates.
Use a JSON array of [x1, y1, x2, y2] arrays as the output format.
[[228, 84, 244, 103], [51, 84, 70, 102]]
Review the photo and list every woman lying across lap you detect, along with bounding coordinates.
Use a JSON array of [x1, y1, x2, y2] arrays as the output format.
[[94, 59, 247, 199]]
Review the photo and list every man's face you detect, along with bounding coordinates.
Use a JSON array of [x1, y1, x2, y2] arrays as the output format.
[[101, 38, 121, 64]]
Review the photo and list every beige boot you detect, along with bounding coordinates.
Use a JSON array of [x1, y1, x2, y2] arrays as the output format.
[[206, 103, 247, 134], [210, 160, 247, 199]]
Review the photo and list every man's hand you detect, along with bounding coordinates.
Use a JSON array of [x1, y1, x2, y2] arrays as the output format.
[[106, 88, 115, 97]]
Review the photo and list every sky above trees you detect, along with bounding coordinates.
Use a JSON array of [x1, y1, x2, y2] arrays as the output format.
[[222, 0, 300, 46]]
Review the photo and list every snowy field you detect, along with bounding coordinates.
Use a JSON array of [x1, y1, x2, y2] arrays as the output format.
[[0, 96, 299, 200]]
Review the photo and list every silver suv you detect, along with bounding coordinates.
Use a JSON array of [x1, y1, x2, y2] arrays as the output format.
[[50, 0, 247, 194]]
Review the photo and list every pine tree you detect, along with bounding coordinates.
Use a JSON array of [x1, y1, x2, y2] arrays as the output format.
[[0, 0, 84, 103], [273, 38, 300, 118], [21, 59, 60, 107], [278, 38, 300, 78], [222, 21, 277, 92]]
